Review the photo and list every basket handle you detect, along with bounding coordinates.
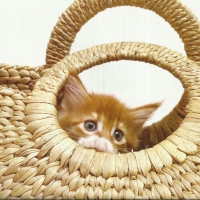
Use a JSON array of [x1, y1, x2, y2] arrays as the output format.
[[46, 0, 200, 67]]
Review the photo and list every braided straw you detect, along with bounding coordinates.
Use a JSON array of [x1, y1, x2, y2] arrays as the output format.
[[46, 0, 200, 67], [7, 42, 196, 199], [0, 64, 42, 93], [0, 0, 200, 199]]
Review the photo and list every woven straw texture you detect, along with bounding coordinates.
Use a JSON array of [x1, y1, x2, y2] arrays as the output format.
[[1, 0, 200, 199]]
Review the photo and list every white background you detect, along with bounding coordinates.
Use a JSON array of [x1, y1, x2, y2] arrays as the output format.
[[0, 0, 199, 125]]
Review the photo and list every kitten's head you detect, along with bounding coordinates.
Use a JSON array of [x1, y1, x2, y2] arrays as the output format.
[[57, 75, 161, 153]]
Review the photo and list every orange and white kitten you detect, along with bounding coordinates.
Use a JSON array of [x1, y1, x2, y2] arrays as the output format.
[[57, 75, 160, 153]]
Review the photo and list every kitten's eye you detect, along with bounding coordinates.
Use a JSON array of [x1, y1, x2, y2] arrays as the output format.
[[113, 129, 123, 141], [84, 121, 97, 131]]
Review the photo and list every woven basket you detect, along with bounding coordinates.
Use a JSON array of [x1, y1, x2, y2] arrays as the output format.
[[1, 0, 200, 199]]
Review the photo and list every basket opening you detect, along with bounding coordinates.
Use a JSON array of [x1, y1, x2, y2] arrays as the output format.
[[56, 60, 185, 153]]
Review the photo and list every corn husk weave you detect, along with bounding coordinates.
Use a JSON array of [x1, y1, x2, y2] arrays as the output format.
[[1, 0, 200, 199]]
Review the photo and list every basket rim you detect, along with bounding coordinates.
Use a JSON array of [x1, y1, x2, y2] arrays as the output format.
[[25, 41, 199, 178]]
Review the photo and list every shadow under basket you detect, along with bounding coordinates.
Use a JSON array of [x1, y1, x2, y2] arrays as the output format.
[[1, 41, 200, 199]]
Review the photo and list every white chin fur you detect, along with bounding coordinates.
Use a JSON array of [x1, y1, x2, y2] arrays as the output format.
[[78, 135, 115, 153]]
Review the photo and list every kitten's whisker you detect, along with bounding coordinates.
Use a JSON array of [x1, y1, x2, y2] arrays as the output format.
[[66, 134, 80, 141]]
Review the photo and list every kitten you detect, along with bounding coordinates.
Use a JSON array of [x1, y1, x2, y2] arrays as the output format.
[[57, 75, 160, 153]]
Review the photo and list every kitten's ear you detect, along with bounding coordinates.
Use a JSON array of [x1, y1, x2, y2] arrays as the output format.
[[61, 75, 89, 110], [130, 102, 161, 130]]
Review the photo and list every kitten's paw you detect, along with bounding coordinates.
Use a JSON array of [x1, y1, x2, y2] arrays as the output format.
[[78, 135, 115, 153]]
